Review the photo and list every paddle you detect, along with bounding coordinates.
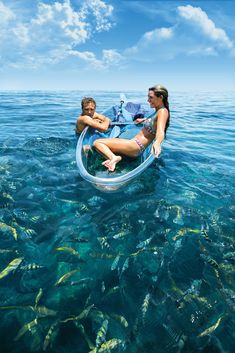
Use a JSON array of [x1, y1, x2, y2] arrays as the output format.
[[110, 121, 136, 126]]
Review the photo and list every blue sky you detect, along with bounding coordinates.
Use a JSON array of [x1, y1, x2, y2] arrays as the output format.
[[0, 0, 234, 91]]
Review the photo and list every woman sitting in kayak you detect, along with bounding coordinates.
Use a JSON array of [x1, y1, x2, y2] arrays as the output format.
[[93, 85, 170, 172]]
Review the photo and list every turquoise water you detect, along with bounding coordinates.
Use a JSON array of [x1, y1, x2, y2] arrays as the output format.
[[0, 90, 234, 353]]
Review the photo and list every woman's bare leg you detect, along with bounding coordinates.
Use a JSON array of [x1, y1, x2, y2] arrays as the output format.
[[94, 138, 139, 171]]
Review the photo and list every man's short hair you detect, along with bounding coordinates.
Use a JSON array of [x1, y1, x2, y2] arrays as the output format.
[[81, 97, 96, 110]]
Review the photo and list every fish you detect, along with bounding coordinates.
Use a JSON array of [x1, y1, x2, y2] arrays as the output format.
[[2, 192, 14, 202], [14, 318, 42, 341], [200, 224, 211, 242], [69, 236, 89, 243], [120, 258, 129, 276], [89, 252, 116, 260], [96, 338, 123, 352], [97, 237, 110, 249], [136, 237, 153, 249], [172, 228, 200, 241], [113, 231, 130, 239], [54, 246, 81, 257], [0, 305, 57, 316], [19, 263, 44, 271], [11, 222, 36, 239], [0, 249, 19, 254], [80, 203, 89, 212], [43, 321, 59, 351], [96, 319, 109, 348], [130, 249, 144, 257], [87, 196, 106, 207], [110, 313, 128, 327], [220, 263, 234, 273], [0, 222, 18, 240], [35, 288, 43, 307], [172, 206, 184, 225], [200, 254, 219, 269], [142, 293, 150, 320], [187, 280, 202, 296], [198, 316, 223, 337], [223, 251, 235, 261], [105, 286, 120, 297], [111, 255, 120, 271], [101, 281, 106, 293], [55, 269, 80, 286], [167, 271, 184, 297], [30, 215, 41, 223], [31, 306, 57, 316], [62, 277, 92, 287], [0, 257, 24, 280], [60, 304, 94, 324]]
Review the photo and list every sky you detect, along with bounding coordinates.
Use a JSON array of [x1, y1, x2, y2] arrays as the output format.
[[0, 0, 235, 91]]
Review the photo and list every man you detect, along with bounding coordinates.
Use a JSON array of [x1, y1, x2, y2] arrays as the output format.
[[76, 97, 110, 134]]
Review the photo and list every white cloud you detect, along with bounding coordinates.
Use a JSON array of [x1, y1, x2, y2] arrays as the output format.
[[0, 0, 115, 69], [125, 27, 174, 60], [31, 0, 90, 44], [68, 48, 123, 69], [0, 1, 15, 24], [12, 24, 30, 44], [125, 5, 233, 62], [82, 0, 114, 32], [144, 27, 173, 41], [188, 46, 218, 57], [178, 5, 233, 49], [102, 49, 122, 65]]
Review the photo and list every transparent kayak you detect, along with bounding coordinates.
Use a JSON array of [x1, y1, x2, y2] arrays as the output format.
[[76, 94, 155, 192]]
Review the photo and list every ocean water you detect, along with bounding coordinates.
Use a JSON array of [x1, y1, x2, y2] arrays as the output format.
[[0, 90, 234, 353]]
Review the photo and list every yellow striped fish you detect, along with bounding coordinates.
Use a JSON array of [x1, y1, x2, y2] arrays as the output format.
[[198, 316, 223, 337], [0, 257, 23, 280], [14, 318, 40, 341], [96, 319, 109, 348], [55, 269, 80, 286], [43, 321, 59, 351], [0, 222, 18, 240]]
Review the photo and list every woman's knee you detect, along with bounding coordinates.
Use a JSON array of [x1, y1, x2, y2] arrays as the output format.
[[93, 139, 104, 148], [93, 140, 99, 148]]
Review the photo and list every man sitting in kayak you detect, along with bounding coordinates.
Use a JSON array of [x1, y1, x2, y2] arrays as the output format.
[[76, 97, 110, 134]]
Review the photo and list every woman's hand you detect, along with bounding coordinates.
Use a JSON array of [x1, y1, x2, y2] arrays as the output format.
[[134, 118, 146, 125], [152, 141, 161, 158]]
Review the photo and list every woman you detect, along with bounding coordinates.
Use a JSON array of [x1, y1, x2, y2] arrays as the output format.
[[94, 85, 170, 171]]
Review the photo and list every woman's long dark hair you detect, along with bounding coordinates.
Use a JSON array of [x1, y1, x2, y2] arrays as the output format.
[[149, 85, 170, 133]]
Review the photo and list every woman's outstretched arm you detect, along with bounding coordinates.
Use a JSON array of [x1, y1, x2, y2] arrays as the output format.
[[152, 109, 169, 157]]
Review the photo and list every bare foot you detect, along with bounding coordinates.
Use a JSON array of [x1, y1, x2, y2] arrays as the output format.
[[106, 156, 122, 172], [102, 159, 111, 168]]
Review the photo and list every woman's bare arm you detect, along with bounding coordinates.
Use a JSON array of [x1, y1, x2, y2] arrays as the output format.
[[152, 109, 169, 157]]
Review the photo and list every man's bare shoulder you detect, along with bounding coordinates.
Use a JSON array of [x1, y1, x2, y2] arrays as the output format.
[[76, 115, 91, 133]]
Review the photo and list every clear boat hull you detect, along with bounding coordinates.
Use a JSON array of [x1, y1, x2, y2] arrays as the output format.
[[76, 100, 155, 192]]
